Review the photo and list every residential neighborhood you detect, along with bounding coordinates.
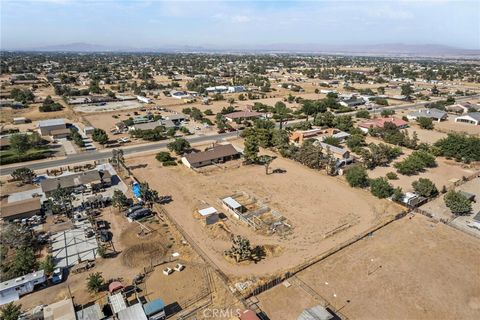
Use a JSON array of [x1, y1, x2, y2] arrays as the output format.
[[1, 1, 480, 319]]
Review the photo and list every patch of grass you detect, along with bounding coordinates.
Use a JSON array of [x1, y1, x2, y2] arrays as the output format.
[[0, 148, 53, 165]]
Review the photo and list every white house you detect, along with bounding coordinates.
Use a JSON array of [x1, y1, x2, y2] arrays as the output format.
[[455, 112, 480, 125]]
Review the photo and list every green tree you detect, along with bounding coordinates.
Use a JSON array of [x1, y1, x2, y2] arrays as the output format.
[[86, 272, 104, 293], [92, 128, 109, 145], [9, 133, 31, 154], [346, 134, 366, 152], [155, 151, 174, 162], [11, 247, 38, 277], [346, 165, 369, 188], [243, 135, 259, 163], [273, 101, 291, 130], [40, 255, 55, 275], [139, 182, 159, 205], [369, 177, 394, 198], [11, 167, 36, 184], [0, 303, 22, 320], [412, 178, 438, 198], [417, 117, 434, 130], [48, 184, 74, 215], [444, 191, 472, 216], [112, 189, 129, 211], [401, 84, 414, 99], [224, 235, 258, 263], [377, 86, 385, 95], [322, 136, 341, 147], [356, 110, 371, 119], [167, 138, 190, 155]]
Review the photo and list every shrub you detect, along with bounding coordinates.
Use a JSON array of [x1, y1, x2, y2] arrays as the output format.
[[356, 110, 371, 119], [369, 177, 394, 198], [346, 165, 369, 188], [412, 178, 438, 198], [444, 190, 472, 216], [417, 117, 434, 130], [394, 150, 436, 175], [386, 172, 398, 180]]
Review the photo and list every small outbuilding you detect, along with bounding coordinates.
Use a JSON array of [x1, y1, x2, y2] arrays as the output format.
[[198, 207, 220, 225]]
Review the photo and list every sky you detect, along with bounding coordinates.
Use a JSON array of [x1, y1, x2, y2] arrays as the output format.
[[1, 0, 479, 50]]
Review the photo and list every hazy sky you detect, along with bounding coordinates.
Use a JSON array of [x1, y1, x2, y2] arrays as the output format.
[[1, 0, 479, 49]]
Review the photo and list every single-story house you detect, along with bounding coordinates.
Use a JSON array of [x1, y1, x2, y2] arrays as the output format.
[[165, 113, 187, 125], [0, 198, 42, 222], [206, 85, 228, 93], [339, 97, 365, 108], [446, 102, 480, 114], [227, 86, 245, 93], [43, 298, 76, 320], [182, 144, 241, 169], [455, 112, 480, 125], [289, 128, 324, 144], [406, 108, 448, 122], [129, 120, 175, 131], [318, 142, 353, 167], [358, 117, 408, 133], [289, 128, 350, 145], [224, 110, 266, 122], [0, 270, 47, 305], [40, 170, 112, 196], [51, 128, 71, 139], [38, 119, 66, 136]]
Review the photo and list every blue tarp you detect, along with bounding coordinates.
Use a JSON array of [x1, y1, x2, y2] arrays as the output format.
[[143, 299, 165, 316], [132, 182, 141, 198]]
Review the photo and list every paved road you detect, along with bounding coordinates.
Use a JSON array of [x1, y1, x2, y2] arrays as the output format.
[[0, 131, 240, 175]]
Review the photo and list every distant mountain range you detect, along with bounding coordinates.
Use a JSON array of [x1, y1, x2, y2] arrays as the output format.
[[7, 42, 480, 57]]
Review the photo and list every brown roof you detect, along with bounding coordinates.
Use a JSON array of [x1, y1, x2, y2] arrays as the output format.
[[184, 144, 239, 165], [0, 198, 41, 219], [50, 128, 71, 136], [40, 170, 111, 193]]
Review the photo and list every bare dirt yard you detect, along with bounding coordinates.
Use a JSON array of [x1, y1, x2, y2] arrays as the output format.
[[368, 154, 477, 192], [257, 214, 480, 320], [125, 139, 402, 282]]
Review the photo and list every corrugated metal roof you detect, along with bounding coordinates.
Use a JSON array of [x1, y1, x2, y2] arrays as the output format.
[[109, 293, 127, 314], [198, 207, 217, 216], [117, 303, 147, 320], [38, 119, 65, 127], [297, 305, 333, 320]]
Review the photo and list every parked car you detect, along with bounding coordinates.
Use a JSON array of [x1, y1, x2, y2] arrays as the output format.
[[125, 205, 143, 217], [99, 230, 111, 242], [129, 208, 152, 220], [51, 268, 64, 284]]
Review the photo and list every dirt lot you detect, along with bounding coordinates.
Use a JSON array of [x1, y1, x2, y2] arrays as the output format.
[[126, 139, 402, 281], [368, 154, 477, 192], [257, 214, 480, 320], [419, 178, 480, 222]]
